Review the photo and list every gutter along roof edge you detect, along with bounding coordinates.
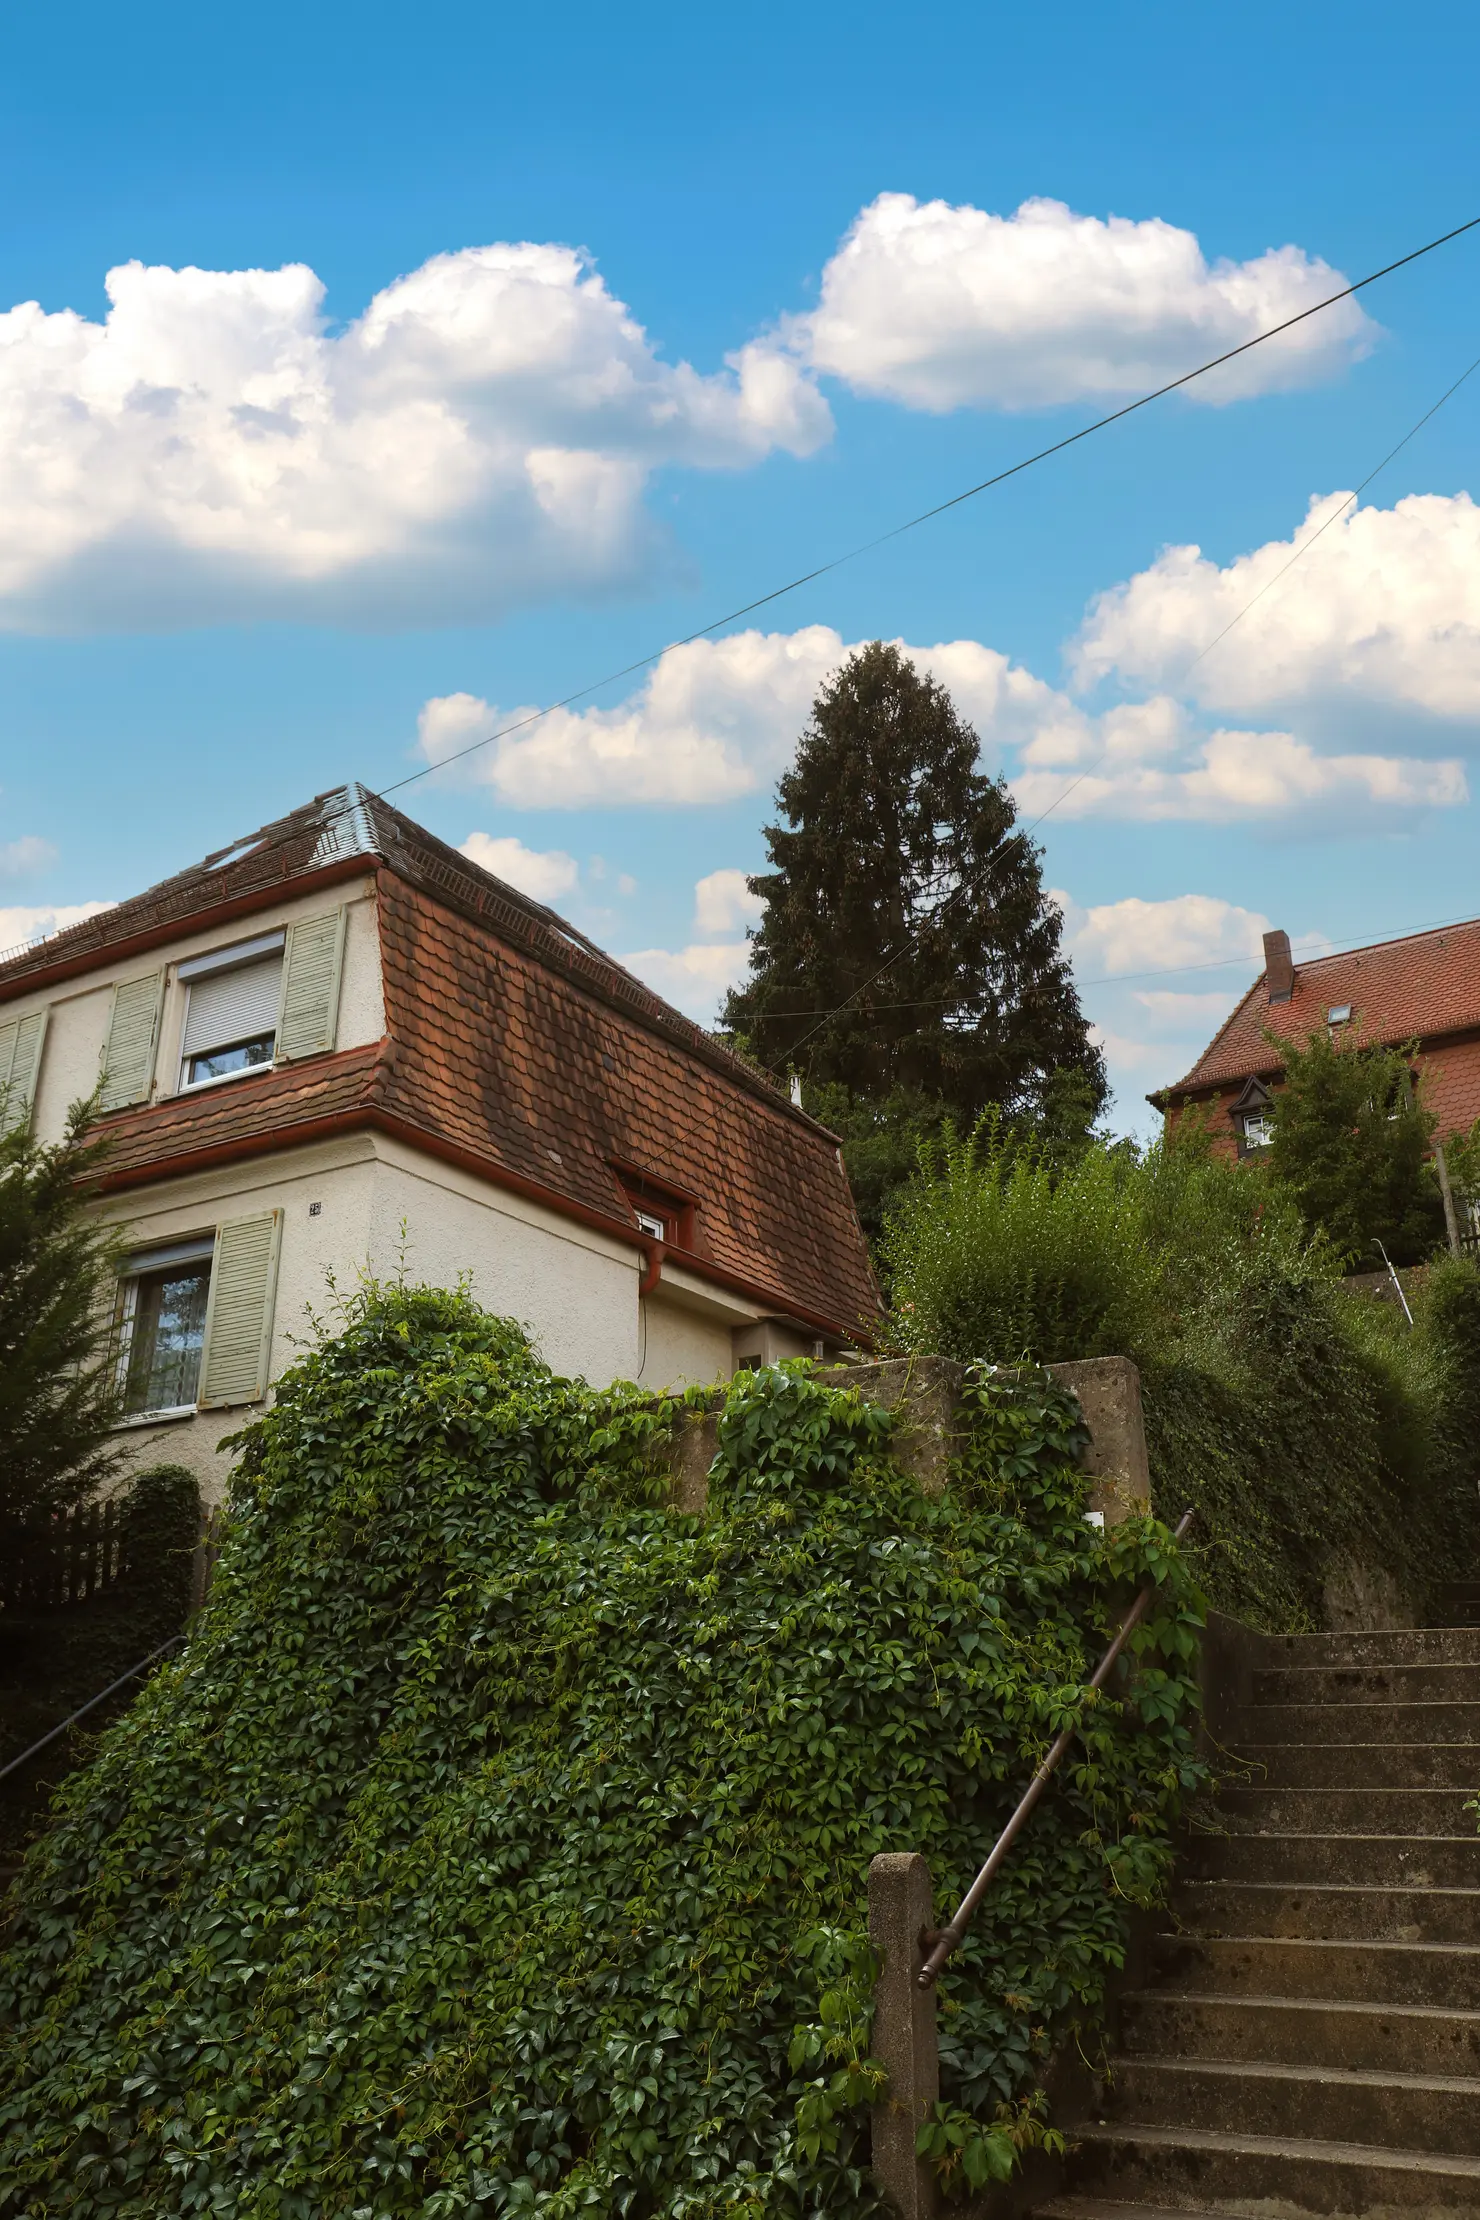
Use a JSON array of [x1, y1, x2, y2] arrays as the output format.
[[92, 1091, 877, 1349], [0, 855, 377, 1009]]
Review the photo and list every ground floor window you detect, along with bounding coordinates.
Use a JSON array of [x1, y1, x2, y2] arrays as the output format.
[[115, 1236, 215, 1416]]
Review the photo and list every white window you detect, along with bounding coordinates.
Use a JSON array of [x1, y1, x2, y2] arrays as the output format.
[[113, 1210, 284, 1422], [177, 931, 284, 1091], [1240, 1111, 1274, 1149], [114, 1237, 215, 1418], [634, 1208, 666, 1241]]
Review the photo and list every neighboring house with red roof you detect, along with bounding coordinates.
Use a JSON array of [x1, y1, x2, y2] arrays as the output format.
[[1150, 920, 1480, 1171], [0, 786, 878, 1501]]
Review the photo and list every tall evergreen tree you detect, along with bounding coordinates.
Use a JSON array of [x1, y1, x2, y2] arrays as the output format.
[[723, 643, 1105, 1166], [0, 1104, 123, 1529]]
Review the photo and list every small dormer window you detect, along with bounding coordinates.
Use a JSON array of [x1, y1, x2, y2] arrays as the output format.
[[612, 1160, 699, 1251], [1328, 1003, 1352, 1027], [178, 931, 285, 1090], [1230, 1076, 1276, 1157]]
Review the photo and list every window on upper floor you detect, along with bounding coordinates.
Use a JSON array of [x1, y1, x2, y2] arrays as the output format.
[[612, 1161, 698, 1251], [1230, 1077, 1276, 1157], [177, 931, 285, 1090]]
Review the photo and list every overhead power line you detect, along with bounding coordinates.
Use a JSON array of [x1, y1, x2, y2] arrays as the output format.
[[80, 205, 1474, 931], [376, 210, 1480, 804], [767, 321, 1480, 1070]]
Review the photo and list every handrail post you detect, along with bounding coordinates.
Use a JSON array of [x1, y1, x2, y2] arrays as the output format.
[[868, 1853, 938, 2219]]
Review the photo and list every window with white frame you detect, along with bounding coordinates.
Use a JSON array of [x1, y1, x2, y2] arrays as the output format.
[[114, 1237, 215, 1417], [1240, 1109, 1275, 1149], [178, 931, 284, 1090]]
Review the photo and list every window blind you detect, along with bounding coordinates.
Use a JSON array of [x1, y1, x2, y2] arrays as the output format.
[[0, 1007, 47, 1137], [182, 954, 283, 1057], [277, 910, 346, 1061], [198, 1210, 282, 1408], [99, 972, 164, 1112]]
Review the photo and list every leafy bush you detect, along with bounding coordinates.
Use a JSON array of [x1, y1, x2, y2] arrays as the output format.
[[0, 1284, 1204, 2219], [884, 1121, 1479, 1628], [1265, 1025, 1444, 1266], [882, 1118, 1159, 1364]]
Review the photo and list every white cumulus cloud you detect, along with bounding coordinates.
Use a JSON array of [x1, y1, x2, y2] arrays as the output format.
[[0, 835, 57, 876], [417, 628, 1067, 807], [1074, 490, 1480, 727], [0, 245, 829, 630], [617, 940, 752, 1027], [418, 617, 1465, 826], [0, 900, 114, 958], [1054, 889, 1272, 980], [693, 868, 764, 935], [458, 831, 580, 904], [1015, 714, 1466, 822], [788, 194, 1373, 412]]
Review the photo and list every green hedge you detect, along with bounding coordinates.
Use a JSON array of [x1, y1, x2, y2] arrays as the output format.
[[0, 1285, 1203, 2218]]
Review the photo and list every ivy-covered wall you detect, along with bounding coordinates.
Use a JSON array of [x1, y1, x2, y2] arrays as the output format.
[[0, 1286, 1204, 2219]]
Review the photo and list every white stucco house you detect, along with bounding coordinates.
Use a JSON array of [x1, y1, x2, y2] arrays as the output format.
[[0, 786, 879, 1503]]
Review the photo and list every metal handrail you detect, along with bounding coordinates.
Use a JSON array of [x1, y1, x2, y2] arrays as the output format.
[[916, 1506, 1197, 1990], [0, 1636, 185, 1787]]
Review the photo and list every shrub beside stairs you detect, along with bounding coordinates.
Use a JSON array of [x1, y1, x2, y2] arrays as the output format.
[[1039, 1619, 1480, 2220]]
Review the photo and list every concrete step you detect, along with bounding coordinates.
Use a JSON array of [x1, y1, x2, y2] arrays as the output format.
[[1173, 1878, 1480, 1943], [1253, 1663, 1480, 1706], [1120, 1989, 1480, 2075], [1037, 2201, 1242, 2220], [1189, 1831, 1480, 1887], [1104, 2057, 1480, 2157], [1265, 1626, 1480, 1669], [1215, 1785, 1476, 1835], [1063, 2121, 1480, 2212], [1229, 1741, 1480, 1789], [1149, 1933, 1480, 2007], [1228, 1700, 1480, 1745]]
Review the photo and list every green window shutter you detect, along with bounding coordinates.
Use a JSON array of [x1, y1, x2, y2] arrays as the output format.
[[99, 971, 164, 1111], [0, 1007, 47, 1137], [198, 1209, 283, 1408], [276, 909, 346, 1062]]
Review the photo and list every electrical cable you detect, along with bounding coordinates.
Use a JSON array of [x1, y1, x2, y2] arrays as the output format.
[[12, 214, 1480, 1043], [762, 326, 1480, 1068], [1180, 348, 1480, 678], [373, 211, 1480, 805]]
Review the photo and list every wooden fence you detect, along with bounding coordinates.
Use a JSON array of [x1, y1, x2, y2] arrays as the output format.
[[0, 1499, 129, 1612]]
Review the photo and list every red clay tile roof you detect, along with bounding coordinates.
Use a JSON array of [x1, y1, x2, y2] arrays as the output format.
[[1159, 916, 1480, 1098], [94, 1045, 387, 1187], [374, 873, 879, 1335], [19, 786, 880, 1340]]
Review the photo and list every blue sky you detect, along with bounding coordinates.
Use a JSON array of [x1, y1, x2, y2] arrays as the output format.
[[2, 0, 1478, 1133]]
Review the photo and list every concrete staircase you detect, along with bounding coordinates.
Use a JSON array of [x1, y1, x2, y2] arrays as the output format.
[[1038, 1623, 1480, 2220]]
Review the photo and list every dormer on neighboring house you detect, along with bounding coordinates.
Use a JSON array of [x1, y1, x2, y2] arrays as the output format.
[[0, 786, 879, 1501], [1149, 915, 1480, 1196]]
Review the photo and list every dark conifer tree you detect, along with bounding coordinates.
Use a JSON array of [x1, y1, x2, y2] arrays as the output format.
[[0, 1104, 123, 1531], [723, 643, 1105, 1227]]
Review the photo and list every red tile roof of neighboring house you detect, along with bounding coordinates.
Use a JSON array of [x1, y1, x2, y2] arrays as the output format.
[[5, 786, 880, 1342], [1156, 916, 1480, 1100]]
